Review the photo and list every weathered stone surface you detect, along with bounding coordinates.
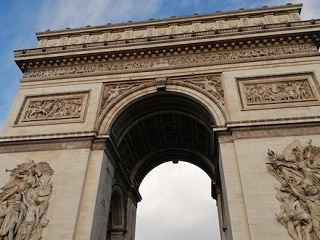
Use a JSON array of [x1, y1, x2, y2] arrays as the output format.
[[1, 3, 320, 240]]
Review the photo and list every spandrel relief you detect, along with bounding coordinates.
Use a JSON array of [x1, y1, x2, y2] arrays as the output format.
[[0, 160, 54, 240], [266, 140, 320, 240], [16, 92, 89, 126], [99, 84, 139, 114], [176, 75, 224, 104]]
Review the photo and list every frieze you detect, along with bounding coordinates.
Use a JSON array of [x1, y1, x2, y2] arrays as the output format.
[[22, 43, 318, 81], [15, 92, 90, 126], [232, 123, 320, 139], [0, 160, 54, 240], [237, 72, 320, 110], [266, 140, 320, 240]]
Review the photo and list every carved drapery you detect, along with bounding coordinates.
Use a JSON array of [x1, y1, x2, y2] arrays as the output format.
[[238, 73, 320, 110], [22, 43, 318, 81], [266, 140, 320, 240], [15, 92, 89, 126], [0, 160, 54, 240]]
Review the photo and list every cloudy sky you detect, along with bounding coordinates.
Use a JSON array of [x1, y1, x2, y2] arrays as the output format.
[[0, 1, 319, 240]]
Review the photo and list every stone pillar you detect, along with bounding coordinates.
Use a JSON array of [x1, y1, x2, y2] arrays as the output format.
[[75, 149, 115, 240], [218, 134, 251, 240], [126, 197, 137, 240]]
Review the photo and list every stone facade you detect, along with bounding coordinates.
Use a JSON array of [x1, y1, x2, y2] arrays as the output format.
[[1, 3, 320, 240]]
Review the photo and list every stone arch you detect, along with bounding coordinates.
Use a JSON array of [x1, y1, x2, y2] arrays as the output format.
[[101, 83, 227, 240], [107, 186, 126, 240], [97, 79, 227, 136]]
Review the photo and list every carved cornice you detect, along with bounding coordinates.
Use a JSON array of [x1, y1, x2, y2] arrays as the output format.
[[20, 5, 314, 58], [35, 3, 303, 40], [15, 23, 320, 64], [20, 42, 319, 82], [0, 130, 96, 142]]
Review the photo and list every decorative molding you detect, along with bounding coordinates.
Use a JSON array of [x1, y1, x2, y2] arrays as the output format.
[[15, 91, 90, 126], [0, 139, 93, 153], [266, 140, 320, 240], [0, 131, 106, 153], [218, 134, 234, 143], [232, 124, 320, 139], [21, 43, 319, 81], [0, 160, 54, 240], [237, 72, 320, 110]]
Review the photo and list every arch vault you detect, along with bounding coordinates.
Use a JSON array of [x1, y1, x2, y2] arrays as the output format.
[[1, 3, 320, 240]]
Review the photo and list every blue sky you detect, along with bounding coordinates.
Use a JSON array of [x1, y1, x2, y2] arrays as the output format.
[[1, 0, 320, 131], [0, 1, 320, 240]]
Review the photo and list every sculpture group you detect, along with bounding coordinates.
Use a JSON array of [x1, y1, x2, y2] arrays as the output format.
[[246, 80, 313, 104], [267, 140, 320, 240], [0, 160, 53, 240], [23, 98, 83, 121]]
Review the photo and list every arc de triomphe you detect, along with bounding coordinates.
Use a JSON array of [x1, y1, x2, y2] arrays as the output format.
[[1, 3, 320, 240]]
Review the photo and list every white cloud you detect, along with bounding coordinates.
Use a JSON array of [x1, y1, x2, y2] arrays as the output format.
[[261, 0, 320, 19], [136, 162, 220, 240], [37, 0, 164, 31], [288, 0, 320, 19]]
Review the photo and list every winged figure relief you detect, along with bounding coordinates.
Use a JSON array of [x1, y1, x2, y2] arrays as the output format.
[[0, 160, 53, 240]]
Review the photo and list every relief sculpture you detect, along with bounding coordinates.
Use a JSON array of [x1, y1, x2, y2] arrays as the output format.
[[186, 75, 224, 102], [99, 84, 139, 114], [245, 80, 314, 104], [266, 140, 320, 240], [16, 92, 89, 125], [22, 44, 317, 80], [23, 98, 83, 121], [0, 160, 54, 240]]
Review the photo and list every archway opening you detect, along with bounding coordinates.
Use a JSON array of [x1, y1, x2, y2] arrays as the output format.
[[136, 161, 220, 240], [106, 91, 223, 240]]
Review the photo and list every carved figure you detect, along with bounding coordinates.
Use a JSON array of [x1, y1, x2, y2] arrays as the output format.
[[23, 97, 84, 121], [267, 140, 320, 239], [100, 84, 137, 113], [0, 160, 53, 240], [187, 75, 224, 102], [245, 80, 314, 105], [0, 202, 8, 230], [0, 193, 26, 240], [23, 44, 317, 80]]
